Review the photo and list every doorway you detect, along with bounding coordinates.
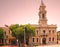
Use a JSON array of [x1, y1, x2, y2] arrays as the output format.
[[42, 38, 46, 44]]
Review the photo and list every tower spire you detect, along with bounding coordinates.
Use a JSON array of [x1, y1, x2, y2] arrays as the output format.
[[38, 0, 47, 26], [41, 0, 44, 6]]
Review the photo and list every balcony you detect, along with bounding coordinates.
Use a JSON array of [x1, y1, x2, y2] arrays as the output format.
[[40, 33, 48, 37]]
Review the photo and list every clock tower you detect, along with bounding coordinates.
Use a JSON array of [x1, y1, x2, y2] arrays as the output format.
[[38, 0, 47, 26]]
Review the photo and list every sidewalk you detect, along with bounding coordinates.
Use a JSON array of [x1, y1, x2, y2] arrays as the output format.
[[34, 44, 60, 47], [0, 46, 18, 47]]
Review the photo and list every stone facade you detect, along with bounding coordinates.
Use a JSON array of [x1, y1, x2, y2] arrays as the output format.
[[29, 0, 57, 45], [57, 31, 60, 44], [0, 0, 57, 45], [57, 31, 60, 40], [0, 27, 15, 45]]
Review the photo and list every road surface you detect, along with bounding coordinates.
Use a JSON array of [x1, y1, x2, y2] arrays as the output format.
[[34, 44, 60, 47], [0, 46, 18, 47]]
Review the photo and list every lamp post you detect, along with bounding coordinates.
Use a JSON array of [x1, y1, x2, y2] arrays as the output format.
[[24, 26, 26, 46], [4, 32, 6, 45], [16, 35, 19, 47], [57, 32, 58, 44], [17, 39, 18, 46]]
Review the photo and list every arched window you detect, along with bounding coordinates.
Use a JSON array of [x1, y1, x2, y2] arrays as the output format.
[[52, 38, 54, 41], [53, 30, 54, 33], [4, 32, 6, 35], [42, 14, 45, 19], [49, 30, 51, 34], [49, 38, 51, 41], [33, 38, 35, 42], [37, 38, 38, 42], [43, 30, 45, 33], [37, 30, 38, 34], [6, 35, 8, 38]]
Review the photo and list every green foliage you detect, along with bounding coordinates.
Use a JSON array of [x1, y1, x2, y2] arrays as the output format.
[[9, 24, 19, 31], [9, 24, 36, 43], [25, 24, 36, 37], [0, 28, 4, 39]]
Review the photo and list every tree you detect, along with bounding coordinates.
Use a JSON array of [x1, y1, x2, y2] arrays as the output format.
[[9, 24, 20, 45], [9, 24, 36, 46], [24, 24, 36, 44], [0, 28, 4, 45], [9, 24, 23, 39], [0, 28, 4, 39]]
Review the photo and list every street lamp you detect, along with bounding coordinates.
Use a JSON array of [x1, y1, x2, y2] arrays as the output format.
[[4, 32, 6, 45], [24, 26, 26, 45], [24, 26, 26, 47], [17, 39, 18, 46], [57, 32, 58, 44]]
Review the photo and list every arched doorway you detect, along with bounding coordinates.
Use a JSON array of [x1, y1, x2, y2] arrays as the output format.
[[42, 38, 46, 44]]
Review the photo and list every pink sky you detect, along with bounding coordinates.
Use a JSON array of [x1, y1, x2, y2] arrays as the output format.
[[0, 0, 60, 31]]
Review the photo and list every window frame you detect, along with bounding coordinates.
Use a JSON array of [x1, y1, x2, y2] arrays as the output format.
[[49, 37, 51, 41], [32, 38, 35, 42], [52, 37, 54, 41], [42, 14, 45, 19], [49, 30, 51, 34], [37, 38, 38, 42], [43, 30, 45, 34], [53, 30, 54, 34]]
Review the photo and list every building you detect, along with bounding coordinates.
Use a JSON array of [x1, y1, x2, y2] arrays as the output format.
[[57, 31, 60, 44], [29, 0, 57, 45], [0, 0, 57, 45], [57, 31, 60, 40], [0, 27, 15, 45]]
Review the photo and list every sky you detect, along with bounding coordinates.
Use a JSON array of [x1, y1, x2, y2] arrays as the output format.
[[0, 0, 60, 31]]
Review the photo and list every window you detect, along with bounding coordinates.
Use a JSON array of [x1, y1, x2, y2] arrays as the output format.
[[49, 30, 51, 34], [33, 38, 34, 42], [52, 38, 54, 41], [6, 36, 8, 38], [49, 38, 51, 41], [42, 14, 45, 19], [9, 30, 10, 34], [4, 32, 6, 35], [37, 30, 38, 34], [37, 38, 38, 42], [53, 30, 54, 33], [43, 30, 45, 33]]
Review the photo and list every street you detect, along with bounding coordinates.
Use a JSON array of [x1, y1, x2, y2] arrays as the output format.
[[0, 46, 18, 47], [34, 44, 60, 47], [0, 44, 60, 47]]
